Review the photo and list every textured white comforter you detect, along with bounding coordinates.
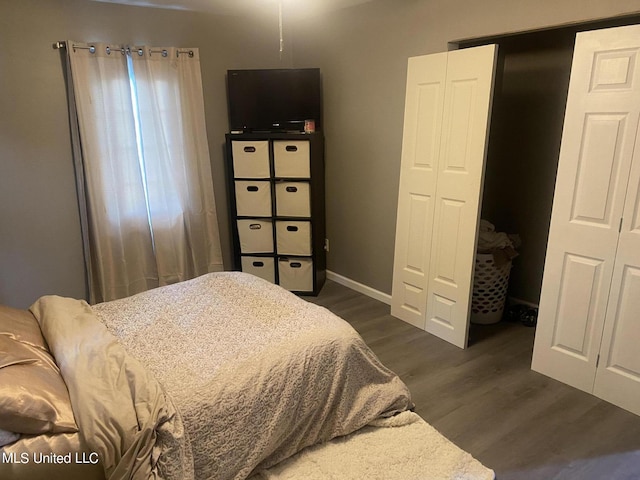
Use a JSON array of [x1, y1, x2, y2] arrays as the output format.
[[92, 272, 412, 480]]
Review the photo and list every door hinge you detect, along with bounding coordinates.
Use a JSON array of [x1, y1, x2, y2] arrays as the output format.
[[619, 217, 623, 233], [596, 354, 600, 368]]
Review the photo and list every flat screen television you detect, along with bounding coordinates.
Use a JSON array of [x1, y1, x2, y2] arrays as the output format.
[[227, 68, 322, 133]]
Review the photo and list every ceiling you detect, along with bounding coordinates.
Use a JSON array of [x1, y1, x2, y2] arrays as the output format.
[[91, 0, 374, 16]]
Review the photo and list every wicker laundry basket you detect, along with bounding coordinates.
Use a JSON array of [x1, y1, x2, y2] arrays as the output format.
[[471, 253, 511, 325]]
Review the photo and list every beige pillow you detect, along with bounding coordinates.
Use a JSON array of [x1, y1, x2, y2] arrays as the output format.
[[0, 334, 78, 435], [0, 304, 48, 350]]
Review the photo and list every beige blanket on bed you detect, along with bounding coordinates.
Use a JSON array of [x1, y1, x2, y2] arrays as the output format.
[[93, 272, 413, 480], [30, 297, 193, 480]]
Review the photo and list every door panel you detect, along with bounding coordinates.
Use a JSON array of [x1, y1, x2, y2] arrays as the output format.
[[551, 253, 605, 359], [571, 114, 627, 226], [533, 25, 640, 395], [434, 198, 463, 285], [424, 45, 497, 348], [391, 53, 446, 329]]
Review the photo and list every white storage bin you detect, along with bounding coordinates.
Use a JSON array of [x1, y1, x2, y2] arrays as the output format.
[[273, 140, 310, 178], [237, 219, 273, 253], [235, 180, 272, 217], [278, 257, 313, 292], [241, 256, 275, 283], [232, 141, 270, 178], [275, 182, 311, 217], [471, 253, 512, 325], [276, 221, 312, 255]]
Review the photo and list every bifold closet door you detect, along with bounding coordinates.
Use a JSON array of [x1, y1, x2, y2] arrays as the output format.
[[532, 25, 640, 411], [391, 45, 497, 348], [591, 26, 640, 416], [595, 122, 640, 416]]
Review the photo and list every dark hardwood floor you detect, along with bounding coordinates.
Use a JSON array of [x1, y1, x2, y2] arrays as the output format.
[[307, 280, 640, 480]]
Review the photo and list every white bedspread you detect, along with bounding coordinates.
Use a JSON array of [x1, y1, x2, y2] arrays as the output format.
[[93, 272, 413, 480]]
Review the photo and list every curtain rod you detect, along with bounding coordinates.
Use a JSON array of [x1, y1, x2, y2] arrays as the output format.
[[52, 41, 194, 57], [52, 41, 94, 53]]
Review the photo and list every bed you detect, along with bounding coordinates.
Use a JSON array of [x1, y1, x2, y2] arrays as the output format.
[[0, 272, 414, 480]]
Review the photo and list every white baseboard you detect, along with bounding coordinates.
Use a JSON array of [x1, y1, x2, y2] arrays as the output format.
[[326, 270, 391, 305], [324, 273, 538, 311]]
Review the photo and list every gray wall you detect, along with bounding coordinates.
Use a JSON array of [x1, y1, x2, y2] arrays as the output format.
[[290, 0, 640, 297], [3, 0, 640, 308], [0, 0, 289, 308]]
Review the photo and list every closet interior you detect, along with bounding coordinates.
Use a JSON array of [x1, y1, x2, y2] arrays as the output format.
[[459, 14, 640, 339]]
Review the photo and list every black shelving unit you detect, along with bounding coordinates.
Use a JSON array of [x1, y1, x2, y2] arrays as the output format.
[[226, 132, 326, 295]]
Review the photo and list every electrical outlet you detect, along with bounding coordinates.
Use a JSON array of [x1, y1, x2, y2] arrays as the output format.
[[324, 238, 330, 252]]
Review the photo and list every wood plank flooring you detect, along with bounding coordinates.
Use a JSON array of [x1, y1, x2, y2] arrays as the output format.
[[307, 280, 640, 480]]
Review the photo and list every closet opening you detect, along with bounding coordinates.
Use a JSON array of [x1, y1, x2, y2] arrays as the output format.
[[453, 14, 640, 347]]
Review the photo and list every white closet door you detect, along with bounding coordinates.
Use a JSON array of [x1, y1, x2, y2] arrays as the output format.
[[532, 25, 640, 393], [594, 101, 640, 415], [391, 53, 447, 329], [424, 45, 497, 348], [392, 45, 497, 347]]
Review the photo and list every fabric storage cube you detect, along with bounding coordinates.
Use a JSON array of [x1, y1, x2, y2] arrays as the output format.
[[235, 180, 272, 217], [275, 182, 311, 217], [276, 221, 312, 255], [241, 256, 275, 283], [273, 141, 310, 178], [237, 219, 274, 253], [232, 141, 270, 178], [278, 257, 314, 292]]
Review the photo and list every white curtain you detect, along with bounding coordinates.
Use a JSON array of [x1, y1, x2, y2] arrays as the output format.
[[67, 42, 223, 303]]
